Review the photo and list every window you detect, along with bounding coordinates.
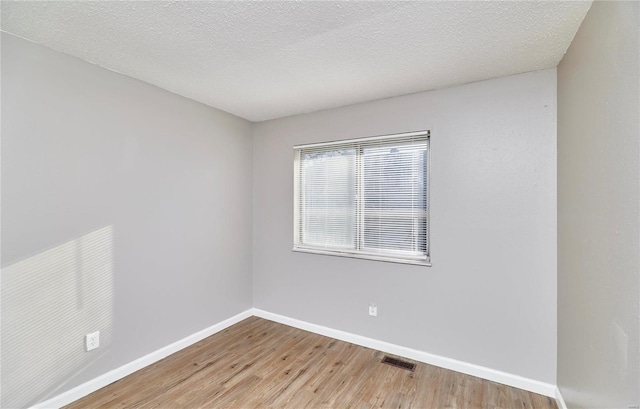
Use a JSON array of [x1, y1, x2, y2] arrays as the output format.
[[293, 130, 430, 266]]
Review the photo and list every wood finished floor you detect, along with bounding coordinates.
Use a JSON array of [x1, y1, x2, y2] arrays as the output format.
[[66, 317, 558, 409]]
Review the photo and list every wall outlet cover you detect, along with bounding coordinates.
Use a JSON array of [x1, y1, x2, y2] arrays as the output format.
[[86, 331, 100, 351], [368, 303, 377, 317]]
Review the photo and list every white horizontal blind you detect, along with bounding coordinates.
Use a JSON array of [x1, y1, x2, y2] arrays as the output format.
[[294, 131, 429, 265], [361, 137, 428, 259], [296, 144, 357, 251]]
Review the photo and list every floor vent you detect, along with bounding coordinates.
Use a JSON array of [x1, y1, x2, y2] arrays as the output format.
[[381, 356, 416, 371]]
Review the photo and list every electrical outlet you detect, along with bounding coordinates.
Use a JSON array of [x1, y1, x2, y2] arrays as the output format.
[[85, 331, 100, 351], [368, 303, 377, 317]]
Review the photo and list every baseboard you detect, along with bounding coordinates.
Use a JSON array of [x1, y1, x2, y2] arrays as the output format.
[[33, 307, 557, 408], [252, 308, 557, 398], [31, 309, 254, 409], [555, 387, 568, 409]]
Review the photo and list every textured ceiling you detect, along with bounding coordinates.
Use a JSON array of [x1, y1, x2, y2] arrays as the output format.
[[2, 1, 591, 122]]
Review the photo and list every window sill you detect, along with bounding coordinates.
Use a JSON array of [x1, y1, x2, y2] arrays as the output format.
[[292, 247, 432, 267]]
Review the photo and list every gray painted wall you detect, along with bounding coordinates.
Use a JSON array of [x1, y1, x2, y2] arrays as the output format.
[[557, 2, 639, 408], [1, 34, 253, 408], [253, 69, 558, 384]]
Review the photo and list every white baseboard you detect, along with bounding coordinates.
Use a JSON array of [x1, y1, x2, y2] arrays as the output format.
[[555, 387, 568, 409], [34, 307, 558, 408], [252, 308, 557, 398], [31, 309, 253, 409]]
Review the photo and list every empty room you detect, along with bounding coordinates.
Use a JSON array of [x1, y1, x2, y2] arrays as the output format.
[[1, 1, 638, 408]]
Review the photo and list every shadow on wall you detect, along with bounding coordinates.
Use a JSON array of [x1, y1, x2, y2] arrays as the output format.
[[1, 226, 115, 408]]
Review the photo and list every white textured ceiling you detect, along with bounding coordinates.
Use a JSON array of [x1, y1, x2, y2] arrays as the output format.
[[2, 1, 590, 122]]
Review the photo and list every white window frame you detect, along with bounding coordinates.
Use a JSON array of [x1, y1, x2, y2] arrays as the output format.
[[293, 130, 431, 266]]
